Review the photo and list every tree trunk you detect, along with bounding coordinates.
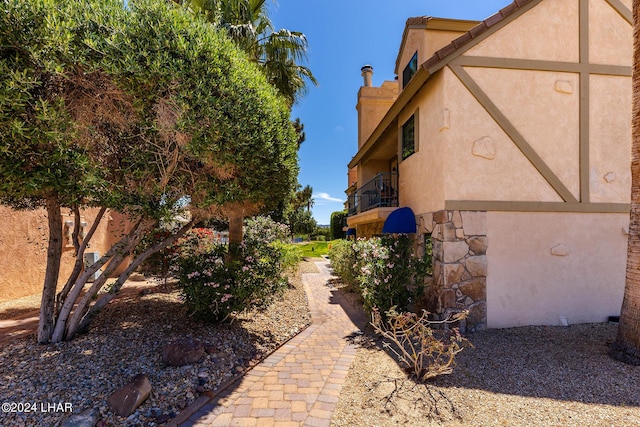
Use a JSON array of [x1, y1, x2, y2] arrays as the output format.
[[50, 218, 148, 343], [56, 206, 106, 317], [38, 196, 63, 344], [69, 219, 195, 338], [228, 213, 244, 261], [611, 0, 640, 365]]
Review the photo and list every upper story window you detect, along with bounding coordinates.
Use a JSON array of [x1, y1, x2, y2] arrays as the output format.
[[402, 114, 415, 160], [402, 52, 418, 89]]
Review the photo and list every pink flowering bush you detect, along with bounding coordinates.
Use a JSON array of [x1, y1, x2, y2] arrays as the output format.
[[353, 235, 429, 316], [328, 239, 358, 290], [174, 218, 300, 321]]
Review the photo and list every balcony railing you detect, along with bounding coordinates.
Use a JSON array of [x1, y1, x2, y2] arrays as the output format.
[[348, 172, 398, 216]]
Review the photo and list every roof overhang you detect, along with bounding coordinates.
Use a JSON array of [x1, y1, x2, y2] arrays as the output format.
[[348, 0, 542, 170]]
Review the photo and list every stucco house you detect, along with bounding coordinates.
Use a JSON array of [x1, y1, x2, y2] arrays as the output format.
[[346, 0, 632, 330]]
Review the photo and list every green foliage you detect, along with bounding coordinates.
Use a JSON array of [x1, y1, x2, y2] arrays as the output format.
[[312, 227, 330, 241], [293, 240, 337, 258], [175, 218, 299, 321], [330, 210, 348, 240], [283, 184, 316, 236], [328, 239, 358, 289], [0, 0, 300, 342], [353, 235, 430, 315], [181, 0, 317, 106], [0, 0, 299, 217], [136, 227, 179, 278]]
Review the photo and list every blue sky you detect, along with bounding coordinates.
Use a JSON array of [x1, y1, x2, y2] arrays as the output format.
[[269, 0, 514, 224]]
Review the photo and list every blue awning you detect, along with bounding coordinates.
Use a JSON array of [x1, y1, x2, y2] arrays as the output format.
[[345, 228, 356, 236], [382, 207, 416, 234]]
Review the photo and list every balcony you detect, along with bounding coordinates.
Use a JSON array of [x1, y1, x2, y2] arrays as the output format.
[[348, 172, 399, 216]]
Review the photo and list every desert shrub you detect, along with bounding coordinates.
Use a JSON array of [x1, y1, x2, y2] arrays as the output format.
[[175, 218, 297, 321], [371, 307, 471, 381], [328, 239, 358, 290], [354, 235, 429, 315], [244, 216, 290, 245]]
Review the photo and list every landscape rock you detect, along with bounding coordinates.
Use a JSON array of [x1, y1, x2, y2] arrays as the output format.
[[107, 374, 152, 417], [162, 338, 204, 367], [61, 408, 100, 427]]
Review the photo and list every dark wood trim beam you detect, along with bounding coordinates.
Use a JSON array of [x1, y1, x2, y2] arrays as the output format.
[[449, 64, 578, 203], [455, 56, 631, 76], [579, 0, 590, 203], [605, 0, 633, 25], [445, 200, 630, 213]]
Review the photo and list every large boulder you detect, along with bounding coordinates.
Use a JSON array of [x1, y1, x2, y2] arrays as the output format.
[[107, 374, 152, 417], [162, 338, 204, 367]]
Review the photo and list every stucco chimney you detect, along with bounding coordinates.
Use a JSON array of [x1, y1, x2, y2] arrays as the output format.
[[361, 65, 373, 87]]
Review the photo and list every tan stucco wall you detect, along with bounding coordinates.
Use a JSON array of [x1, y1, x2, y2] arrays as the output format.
[[466, 67, 581, 199], [589, 74, 631, 203], [358, 160, 389, 186], [465, 0, 579, 62], [441, 68, 564, 202], [486, 211, 627, 328], [398, 28, 469, 88], [398, 73, 446, 214], [0, 207, 125, 302], [589, 0, 632, 66], [357, 81, 398, 148]]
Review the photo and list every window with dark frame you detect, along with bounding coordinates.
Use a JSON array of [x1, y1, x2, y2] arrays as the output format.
[[402, 52, 418, 89], [402, 114, 415, 160]]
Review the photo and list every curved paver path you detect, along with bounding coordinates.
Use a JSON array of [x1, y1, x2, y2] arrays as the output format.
[[177, 259, 367, 427]]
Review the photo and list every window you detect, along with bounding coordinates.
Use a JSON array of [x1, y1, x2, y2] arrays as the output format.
[[402, 52, 418, 88], [402, 114, 415, 160]]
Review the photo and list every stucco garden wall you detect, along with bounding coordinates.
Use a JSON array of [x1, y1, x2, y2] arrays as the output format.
[[0, 206, 125, 302], [486, 211, 627, 328]]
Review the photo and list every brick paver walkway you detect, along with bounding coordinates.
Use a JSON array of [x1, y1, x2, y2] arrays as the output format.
[[178, 260, 367, 427]]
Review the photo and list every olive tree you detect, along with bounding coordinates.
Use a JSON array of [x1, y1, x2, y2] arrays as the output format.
[[0, 0, 298, 343]]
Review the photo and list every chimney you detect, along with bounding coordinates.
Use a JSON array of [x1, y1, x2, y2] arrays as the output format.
[[361, 65, 373, 87]]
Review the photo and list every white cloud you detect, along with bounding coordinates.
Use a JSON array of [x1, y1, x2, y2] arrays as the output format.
[[314, 192, 344, 203]]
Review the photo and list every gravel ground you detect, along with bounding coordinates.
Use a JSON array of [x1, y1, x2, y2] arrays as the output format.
[[332, 284, 640, 427], [0, 261, 316, 427]]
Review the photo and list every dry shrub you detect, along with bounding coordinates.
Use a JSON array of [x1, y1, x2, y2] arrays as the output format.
[[371, 307, 471, 381]]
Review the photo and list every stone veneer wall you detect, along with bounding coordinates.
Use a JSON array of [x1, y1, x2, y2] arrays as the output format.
[[355, 221, 385, 239], [421, 210, 488, 331]]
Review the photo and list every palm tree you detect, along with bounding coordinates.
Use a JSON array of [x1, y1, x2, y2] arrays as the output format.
[[610, 0, 640, 365], [175, 0, 316, 249], [298, 184, 314, 212], [179, 0, 317, 105]]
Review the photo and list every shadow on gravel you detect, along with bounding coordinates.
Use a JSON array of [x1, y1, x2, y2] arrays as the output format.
[[432, 323, 640, 407], [332, 282, 640, 409]]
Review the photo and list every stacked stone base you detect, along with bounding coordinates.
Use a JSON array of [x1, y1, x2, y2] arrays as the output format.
[[420, 210, 488, 332]]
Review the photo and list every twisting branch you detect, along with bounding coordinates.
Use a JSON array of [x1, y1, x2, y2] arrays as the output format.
[[371, 307, 471, 381], [72, 218, 197, 336], [56, 206, 107, 318]]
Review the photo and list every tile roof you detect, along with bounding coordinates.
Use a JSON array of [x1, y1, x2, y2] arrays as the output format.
[[422, 0, 540, 71]]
